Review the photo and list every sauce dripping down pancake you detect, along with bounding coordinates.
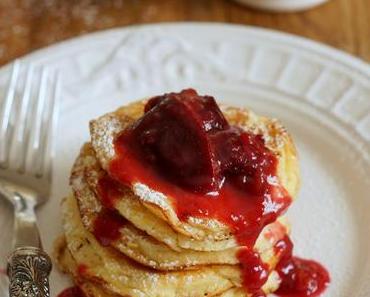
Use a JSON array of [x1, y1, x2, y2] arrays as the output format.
[[95, 89, 329, 296]]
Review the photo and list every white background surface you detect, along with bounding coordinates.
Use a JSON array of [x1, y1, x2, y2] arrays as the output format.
[[0, 24, 369, 296]]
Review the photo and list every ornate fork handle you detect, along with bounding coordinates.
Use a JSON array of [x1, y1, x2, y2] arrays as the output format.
[[7, 247, 52, 297]]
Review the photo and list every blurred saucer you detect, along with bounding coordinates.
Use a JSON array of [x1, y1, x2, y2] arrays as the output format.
[[233, 0, 329, 12]]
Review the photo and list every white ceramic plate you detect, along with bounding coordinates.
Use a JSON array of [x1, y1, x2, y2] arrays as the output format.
[[0, 24, 369, 297]]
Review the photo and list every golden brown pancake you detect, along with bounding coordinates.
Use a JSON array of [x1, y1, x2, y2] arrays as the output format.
[[70, 143, 290, 270], [55, 239, 280, 297], [54, 236, 120, 297], [55, 237, 281, 297], [71, 143, 236, 252], [55, 196, 283, 296], [89, 101, 299, 244], [61, 196, 236, 296]]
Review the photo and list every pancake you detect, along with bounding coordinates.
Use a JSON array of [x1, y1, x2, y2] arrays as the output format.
[[89, 101, 300, 244], [71, 142, 290, 270], [56, 197, 283, 296], [71, 143, 236, 252], [55, 236, 281, 297], [54, 236, 120, 297], [62, 195, 236, 296], [55, 240, 281, 297], [70, 150, 238, 268]]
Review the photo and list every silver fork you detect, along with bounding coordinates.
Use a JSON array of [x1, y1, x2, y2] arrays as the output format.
[[0, 61, 60, 297]]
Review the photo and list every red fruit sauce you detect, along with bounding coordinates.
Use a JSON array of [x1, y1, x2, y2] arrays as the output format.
[[77, 264, 88, 277], [274, 236, 330, 297], [97, 174, 126, 209], [92, 209, 126, 246], [95, 89, 329, 296], [57, 286, 85, 297], [91, 175, 128, 246]]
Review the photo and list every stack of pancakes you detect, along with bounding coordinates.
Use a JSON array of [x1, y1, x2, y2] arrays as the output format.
[[54, 100, 300, 297]]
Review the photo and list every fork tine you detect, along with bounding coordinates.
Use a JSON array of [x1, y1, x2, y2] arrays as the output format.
[[8, 65, 34, 172], [25, 67, 48, 177], [42, 71, 60, 180], [0, 60, 20, 165]]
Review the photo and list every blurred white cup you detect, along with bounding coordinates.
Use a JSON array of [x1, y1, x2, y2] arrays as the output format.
[[233, 0, 329, 12]]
